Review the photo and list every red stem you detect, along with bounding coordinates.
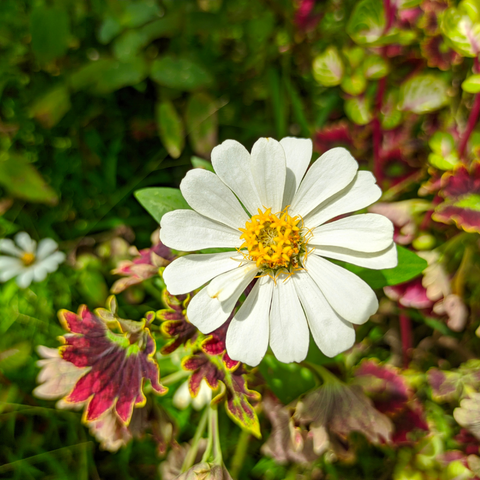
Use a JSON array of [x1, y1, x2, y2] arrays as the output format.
[[458, 57, 480, 160], [399, 310, 412, 369]]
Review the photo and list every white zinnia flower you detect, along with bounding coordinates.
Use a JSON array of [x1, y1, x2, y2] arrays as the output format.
[[160, 138, 397, 366], [0, 232, 66, 288]]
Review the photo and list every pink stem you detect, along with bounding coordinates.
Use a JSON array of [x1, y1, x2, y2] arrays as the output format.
[[459, 57, 480, 160], [399, 309, 412, 369]]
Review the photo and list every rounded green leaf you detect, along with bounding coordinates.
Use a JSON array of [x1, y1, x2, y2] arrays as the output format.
[[399, 74, 449, 114], [380, 90, 402, 130], [156, 100, 185, 159], [341, 70, 367, 96], [312, 47, 344, 87], [150, 55, 213, 91], [134, 187, 190, 223], [347, 0, 385, 45], [362, 55, 390, 79], [345, 96, 373, 125], [462, 74, 480, 93]]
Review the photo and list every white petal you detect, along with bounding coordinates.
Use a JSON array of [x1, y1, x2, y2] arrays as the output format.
[[310, 213, 394, 253], [280, 137, 313, 207], [160, 210, 242, 251], [192, 380, 212, 410], [312, 243, 398, 270], [290, 147, 358, 217], [211, 139, 262, 215], [16, 268, 35, 288], [305, 255, 378, 325], [187, 287, 234, 334], [39, 251, 65, 272], [0, 239, 22, 257], [15, 232, 36, 253], [226, 276, 273, 367], [250, 138, 286, 213], [207, 262, 258, 302], [163, 252, 244, 295], [304, 171, 382, 228], [172, 381, 191, 410], [36, 238, 58, 260], [269, 275, 309, 363], [0, 261, 24, 282], [292, 272, 355, 358], [0, 256, 23, 269], [32, 265, 48, 282], [180, 169, 249, 229]]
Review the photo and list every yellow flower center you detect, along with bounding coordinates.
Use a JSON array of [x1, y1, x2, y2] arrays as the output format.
[[239, 207, 310, 273], [21, 252, 36, 266]]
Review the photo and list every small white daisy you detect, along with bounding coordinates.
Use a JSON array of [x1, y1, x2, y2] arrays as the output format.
[[0, 232, 66, 288], [160, 138, 397, 366]]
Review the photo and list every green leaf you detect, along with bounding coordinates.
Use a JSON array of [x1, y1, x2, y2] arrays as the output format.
[[380, 90, 402, 130], [312, 46, 344, 87], [134, 187, 190, 223], [30, 5, 70, 64], [0, 153, 58, 204], [344, 96, 373, 125], [347, 0, 385, 45], [462, 74, 480, 93], [338, 245, 428, 289], [156, 100, 185, 159], [185, 93, 218, 157], [0, 342, 31, 373], [362, 55, 390, 79], [78, 270, 108, 308], [428, 132, 460, 170], [150, 55, 213, 91], [29, 85, 71, 129], [341, 71, 367, 96], [342, 46, 366, 69], [441, 1, 480, 57], [191, 156, 215, 172], [399, 74, 449, 114], [259, 355, 316, 405]]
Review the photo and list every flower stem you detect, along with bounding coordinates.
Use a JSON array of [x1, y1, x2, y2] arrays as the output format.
[[302, 362, 339, 384], [230, 429, 250, 478], [201, 403, 222, 465], [459, 56, 480, 160], [399, 308, 412, 369], [161, 370, 190, 386], [181, 407, 208, 473]]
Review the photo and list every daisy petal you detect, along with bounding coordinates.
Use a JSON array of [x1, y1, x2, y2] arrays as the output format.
[[306, 255, 378, 325], [38, 252, 66, 272], [16, 268, 35, 288], [15, 232, 36, 253], [187, 287, 234, 334], [36, 238, 59, 260], [226, 276, 273, 367], [160, 210, 243, 251], [211, 140, 262, 215], [180, 169, 249, 229], [292, 272, 355, 358], [0, 239, 23, 257], [0, 256, 23, 269], [163, 252, 244, 295], [280, 137, 313, 207], [0, 261, 24, 282], [250, 138, 286, 213], [269, 275, 309, 363], [207, 262, 258, 302], [310, 214, 394, 253], [33, 265, 48, 282], [304, 171, 382, 228], [290, 147, 358, 217], [313, 243, 398, 270]]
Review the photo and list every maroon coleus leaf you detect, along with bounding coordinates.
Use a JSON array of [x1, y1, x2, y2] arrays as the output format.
[[390, 401, 429, 445], [455, 429, 480, 455], [201, 321, 240, 371], [314, 121, 359, 155], [59, 306, 167, 424], [420, 36, 462, 71], [295, 0, 322, 31], [354, 360, 411, 414], [182, 352, 261, 438], [111, 241, 174, 293], [433, 162, 480, 233], [158, 290, 197, 355]]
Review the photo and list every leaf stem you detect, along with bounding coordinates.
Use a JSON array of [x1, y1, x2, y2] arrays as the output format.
[[459, 56, 480, 160], [230, 429, 250, 478], [181, 407, 209, 473]]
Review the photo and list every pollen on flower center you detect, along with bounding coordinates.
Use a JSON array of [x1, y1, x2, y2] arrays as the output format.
[[21, 252, 36, 266], [238, 207, 311, 272]]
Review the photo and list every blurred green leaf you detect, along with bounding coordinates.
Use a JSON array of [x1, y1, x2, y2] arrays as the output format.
[[0, 153, 58, 204], [462, 74, 480, 93], [341, 71, 367, 96], [191, 156, 214, 172], [380, 90, 402, 130], [347, 0, 385, 45], [399, 74, 449, 114], [78, 269, 108, 307], [0, 342, 31, 373], [30, 5, 70, 63], [312, 46, 344, 87], [339, 245, 428, 289], [156, 100, 185, 159], [29, 85, 71, 129], [135, 187, 190, 223], [259, 355, 316, 404], [428, 132, 460, 170], [344, 96, 373, 125], [363, 55, 390, 79], [150, 55, 213, 91], [186, 93, 218, 157]]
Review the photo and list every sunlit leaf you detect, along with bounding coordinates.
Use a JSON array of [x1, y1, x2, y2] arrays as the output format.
[[134, 187, 190, 223], [399, 74, 449, 114], [312, 47, 344, 87]]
